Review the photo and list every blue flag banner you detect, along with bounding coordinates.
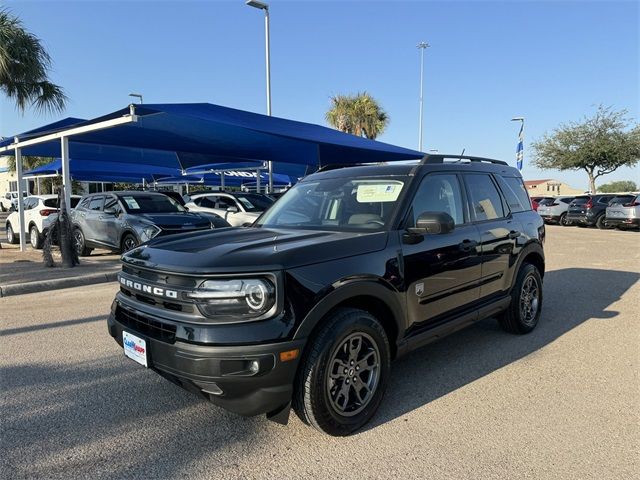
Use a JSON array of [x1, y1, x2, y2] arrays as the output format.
[[516, 122, 524, 171]]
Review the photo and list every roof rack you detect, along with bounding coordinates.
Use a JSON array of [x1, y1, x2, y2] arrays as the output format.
[[316, 163, 362, 172], [421, 154, 508, 166]]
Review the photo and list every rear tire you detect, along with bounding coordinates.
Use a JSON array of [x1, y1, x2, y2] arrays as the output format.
[[497, 263, 543, 334], [559, 213, 570, 226], [595, 214, 607, 229], [6, 224, 18, 244], [73, 228, 92, 256], [293, 308, 391, 436], [29, 225, 43, 249]]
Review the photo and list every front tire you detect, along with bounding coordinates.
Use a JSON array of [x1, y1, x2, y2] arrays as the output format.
[[121, 233, 138, 253], [595, 214, 607, 229], [30, 225, 43, 249], [73, 228, 93, 256], [6, 224, 18, 244], [497, 263, 543, 334], [293, 308, 390, 436], [559, 213, 570, 226]]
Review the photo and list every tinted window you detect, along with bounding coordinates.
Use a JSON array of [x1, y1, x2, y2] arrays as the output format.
[[560, 197, 574, 204], [609, 195, 634, 205], [409, 174, 464, 225], [119, 194, 185, 213], [501, 176, 531, 212], [235, 194, 274, 213], [216, 196, 237, 210], [571, 197, 589, 205], [195, 196, 217, 209], [596, 196, 614, 204], [43, 197, 80, 208], [104, 196, 119, 211], [538, 198, 555, 206], [23, 198, 37, 210], [89, 196, 104, 211], [465, 174, 505, 221], [78, 197, 91, 209]]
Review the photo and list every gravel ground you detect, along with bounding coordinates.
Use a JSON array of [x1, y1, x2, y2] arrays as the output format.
[[1, 225, 638, 479]]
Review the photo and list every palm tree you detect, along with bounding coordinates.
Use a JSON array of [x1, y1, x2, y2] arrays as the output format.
[[0, 7, 67, 114], [325, 92, 389, 140]]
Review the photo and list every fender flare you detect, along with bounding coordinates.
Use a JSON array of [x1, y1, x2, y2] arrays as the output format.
[[293, 278, 405, 343], [513, 241, 545, 285]]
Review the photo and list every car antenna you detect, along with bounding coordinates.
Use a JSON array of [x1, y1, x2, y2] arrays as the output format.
[[457, 148, 466, 162]]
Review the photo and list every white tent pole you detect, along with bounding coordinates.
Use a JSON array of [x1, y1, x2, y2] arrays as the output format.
[[60, 136, 71, 214], [15, 143, 27, 251], [256, 169, 261, 193], [220, 172, 225, 190]]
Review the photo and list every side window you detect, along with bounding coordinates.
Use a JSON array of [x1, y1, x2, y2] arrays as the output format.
[[495, 175, 526, 213], [104, 196, 119, 212], [409, 174, 465, 226], [23, 198, 35, 210], [89, 196, 104, 211], [78, 197, 91, 209], [502, 176, 532, 212], [216, 196, 235, 210], [465, 174, 505, 221]]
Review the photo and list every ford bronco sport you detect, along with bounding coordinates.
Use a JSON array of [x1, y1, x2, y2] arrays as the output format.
[[108, 154, 545, 436]]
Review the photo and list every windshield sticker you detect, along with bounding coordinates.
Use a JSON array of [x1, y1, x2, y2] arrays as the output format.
[[237, 197, 254, 210], [123, 197, 140, 210], [356, 183, 403, 203]]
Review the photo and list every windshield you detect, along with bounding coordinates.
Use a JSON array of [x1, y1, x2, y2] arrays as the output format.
[[235, 193, 274, 212], [119, 194, 186, 214], [256, 176, 407, 231]]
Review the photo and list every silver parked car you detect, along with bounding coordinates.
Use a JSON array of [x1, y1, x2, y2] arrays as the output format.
[[605, 194, 640, 230], [184, 192, 274, 227], [536, 196, 575, 226]]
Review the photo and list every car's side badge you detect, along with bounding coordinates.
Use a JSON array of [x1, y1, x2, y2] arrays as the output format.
[[415, 282, 424, 296]]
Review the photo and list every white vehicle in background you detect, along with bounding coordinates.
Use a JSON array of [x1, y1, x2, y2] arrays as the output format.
[[605, 194, 640, 230], [1, 191, 27, 212], [5, 194, 81, 248], [536, 195, 576, 226], [184, 192, 274, 226]]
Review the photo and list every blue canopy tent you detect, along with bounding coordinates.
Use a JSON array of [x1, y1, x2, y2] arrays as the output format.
[[155, 171, 294, 188], [2, 103, 422, 250]]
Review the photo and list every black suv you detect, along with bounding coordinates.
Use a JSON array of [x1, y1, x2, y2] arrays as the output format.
[[71, 191, 228, 256], [108, 155, 545, 436], [565, 194, 618, 229]]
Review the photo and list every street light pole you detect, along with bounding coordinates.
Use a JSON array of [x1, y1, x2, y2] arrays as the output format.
[[246, 0, 273, 193], [417, 42, 430, 152]]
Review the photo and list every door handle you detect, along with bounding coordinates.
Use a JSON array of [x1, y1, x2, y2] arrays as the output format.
[[458, 239, 478, 252], [508, 230, 521, 239]]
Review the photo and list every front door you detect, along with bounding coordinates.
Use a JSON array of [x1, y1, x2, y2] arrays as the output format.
[[402, 173, 482, 329], [84, 195, 105, 244], [98, 195, 122, 248]]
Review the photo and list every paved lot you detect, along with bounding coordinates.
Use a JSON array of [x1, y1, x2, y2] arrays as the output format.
[[1, 225, 639, 479]]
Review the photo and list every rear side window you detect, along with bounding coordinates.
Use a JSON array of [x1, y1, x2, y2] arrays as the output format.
[[78, 197, 91, 209], [500, 176, 531, 212], [465, 174, 505, 221], [596, 196, 613, 204], [44, 197, 81, 208]]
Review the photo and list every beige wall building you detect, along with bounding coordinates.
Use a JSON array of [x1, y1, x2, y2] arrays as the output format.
[[524, 179, 584, 197]]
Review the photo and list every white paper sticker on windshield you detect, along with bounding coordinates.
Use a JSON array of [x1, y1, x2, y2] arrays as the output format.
[[356, 183, 403, 203], [123, 197, 140, 210]]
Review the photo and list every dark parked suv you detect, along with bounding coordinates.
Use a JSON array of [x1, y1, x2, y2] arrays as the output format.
[[107, 155, 545, 435], [71, 191, 228, 256], [565, 194, 617, 229]]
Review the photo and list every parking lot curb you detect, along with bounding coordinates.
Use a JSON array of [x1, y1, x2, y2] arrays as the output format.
[[0, 271, 119, 298]]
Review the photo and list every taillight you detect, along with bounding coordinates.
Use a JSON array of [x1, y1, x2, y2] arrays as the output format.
[[39, 209, 57, 217], [585, 199, 593, 209]]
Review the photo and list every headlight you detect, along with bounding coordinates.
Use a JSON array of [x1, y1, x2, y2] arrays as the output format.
[[187, 278, 276, 320], [140, 225, 161, 241]]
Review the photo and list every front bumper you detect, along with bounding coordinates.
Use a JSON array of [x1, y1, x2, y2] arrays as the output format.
[[107, 300, 305, 418]]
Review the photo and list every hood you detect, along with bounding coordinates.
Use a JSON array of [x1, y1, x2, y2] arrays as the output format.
[[123, 227, 388, 274], [134, 212, 211, 229]]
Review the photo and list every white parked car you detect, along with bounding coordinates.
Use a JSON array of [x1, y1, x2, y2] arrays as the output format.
[[5, 194, 81, 248], [605, 194, 640, 230], [1, 191, 27, 212], [184, 192, 274, 227]]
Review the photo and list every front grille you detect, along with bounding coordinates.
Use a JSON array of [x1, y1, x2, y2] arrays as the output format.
[[115, 305, 177, 343]]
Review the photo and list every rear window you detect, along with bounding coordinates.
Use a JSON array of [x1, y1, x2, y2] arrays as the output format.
[[44, 197, 80, 208], [609, 195, 634, 205], [571, 197, 590, 205], [538, 198, 555, 206], [499, 176, 532, 212], [560, 197, 574, 204]]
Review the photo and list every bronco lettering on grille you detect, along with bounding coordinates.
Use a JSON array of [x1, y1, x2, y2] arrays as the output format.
[[120, 277, 178, 299]]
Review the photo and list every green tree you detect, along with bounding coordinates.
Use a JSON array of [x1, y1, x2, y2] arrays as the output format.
[[531, 106, 640, 193], [0, 7, 67, 114], [326, 92, 389, 139], [598, 180, 638, 193]]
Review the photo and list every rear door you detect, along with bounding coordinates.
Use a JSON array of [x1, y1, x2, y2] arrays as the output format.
[[463, 173, 519, 299], [402, 173, 482, 328]]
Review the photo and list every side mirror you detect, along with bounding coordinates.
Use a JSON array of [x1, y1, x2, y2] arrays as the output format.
[[104, 207, 118, 216], [407, 211, 455, 235], [226, 206, 239, 213]]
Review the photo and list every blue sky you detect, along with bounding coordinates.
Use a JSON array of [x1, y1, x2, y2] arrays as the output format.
[[1, 0, 638, 190]]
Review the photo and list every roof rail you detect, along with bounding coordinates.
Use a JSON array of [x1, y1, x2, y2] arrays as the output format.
[[421, 154, 509, 166], [316, 163, 361, 173]]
